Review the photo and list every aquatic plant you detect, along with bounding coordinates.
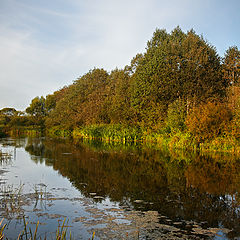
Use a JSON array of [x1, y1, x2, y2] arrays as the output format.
[[0, 219, 6, 240], [2, 217, 74, 240]]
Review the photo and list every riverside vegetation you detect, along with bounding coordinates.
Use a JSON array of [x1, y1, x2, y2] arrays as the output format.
[[1, 27, 240, 152]]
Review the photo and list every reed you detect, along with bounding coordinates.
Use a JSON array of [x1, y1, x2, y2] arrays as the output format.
[[0, 219, 6, 240], [0, 217, 98, 240], [16, 217, 72, 240]]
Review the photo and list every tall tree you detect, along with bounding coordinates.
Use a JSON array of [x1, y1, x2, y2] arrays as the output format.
[[46, 68, 109, 129], [131, 27, 225, 124], [223, 46, 240, 86], [26, 96, 46, 117], [106, 69, 132, 124]]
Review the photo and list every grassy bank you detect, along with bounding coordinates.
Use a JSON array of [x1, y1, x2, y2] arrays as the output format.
[[46, 124, 240, 153], [48, 124, 198, 150], [2, 123, 240, 154]]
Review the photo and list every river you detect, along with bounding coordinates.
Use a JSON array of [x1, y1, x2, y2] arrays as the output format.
[[0, 136, 239, 239]]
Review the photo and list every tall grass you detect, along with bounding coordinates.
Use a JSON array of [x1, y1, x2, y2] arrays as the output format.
[[0, 219, 6, 240], [0, 217, 74, 240], [46, 124, 240, 153], [0, 217, 97, 240], [73, 124, 143, 143]]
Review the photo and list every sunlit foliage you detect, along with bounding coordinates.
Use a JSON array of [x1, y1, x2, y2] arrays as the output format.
[[2, 27, 240, 150]]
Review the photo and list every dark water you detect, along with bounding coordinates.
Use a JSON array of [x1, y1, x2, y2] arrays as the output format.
[[0, 137, 240, 239]]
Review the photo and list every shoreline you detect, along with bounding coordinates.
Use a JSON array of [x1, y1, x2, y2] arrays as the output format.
[[3, 124, 240, 155]]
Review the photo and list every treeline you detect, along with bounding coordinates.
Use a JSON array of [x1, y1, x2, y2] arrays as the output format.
[[1, 27, 240, 149]]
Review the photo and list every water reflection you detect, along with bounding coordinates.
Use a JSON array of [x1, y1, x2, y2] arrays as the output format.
[[22, 137, 240, 238]]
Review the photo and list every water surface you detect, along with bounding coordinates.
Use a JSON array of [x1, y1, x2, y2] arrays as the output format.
[[0, 137, 240, 239]]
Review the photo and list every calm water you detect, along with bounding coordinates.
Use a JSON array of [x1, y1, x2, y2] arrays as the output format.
[[0, 136, 240, 239]]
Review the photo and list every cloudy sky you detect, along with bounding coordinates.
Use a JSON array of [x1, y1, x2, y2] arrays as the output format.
[[0, 0, 239, 110]]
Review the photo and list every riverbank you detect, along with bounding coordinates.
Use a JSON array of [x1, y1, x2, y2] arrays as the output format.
[[46, 124, 240, 154], [2, 124, 240, 154]]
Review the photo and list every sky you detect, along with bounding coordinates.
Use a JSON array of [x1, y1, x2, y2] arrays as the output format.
[[0, 0, 239, 110]]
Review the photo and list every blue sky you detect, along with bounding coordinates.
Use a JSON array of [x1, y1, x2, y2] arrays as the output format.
[[0, 0, 239, 110]]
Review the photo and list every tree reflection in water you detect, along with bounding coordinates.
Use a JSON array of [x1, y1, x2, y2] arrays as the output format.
[[25, 137, 240, 238]]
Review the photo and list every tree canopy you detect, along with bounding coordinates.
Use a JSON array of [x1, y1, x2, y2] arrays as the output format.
[[21, 27, 239, 133]]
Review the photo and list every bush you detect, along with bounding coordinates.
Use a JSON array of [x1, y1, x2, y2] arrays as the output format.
[[186, 101, 232, 143]]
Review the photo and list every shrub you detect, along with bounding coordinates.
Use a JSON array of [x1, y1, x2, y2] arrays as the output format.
[[186, 101, 232, 143]]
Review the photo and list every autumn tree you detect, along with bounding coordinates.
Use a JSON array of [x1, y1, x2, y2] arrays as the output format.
[[26, 96, 46, 126], [223, 46, 240, 112], [223, 46, 240, 86], [46, 68, 109, 129], [131, 27, 225, 125], [26, 96, 46, 117], [0, 107, 17, 116], [106, 69, 133, 124], [0, 108, 18, 126], [186, 101, 232, 143]]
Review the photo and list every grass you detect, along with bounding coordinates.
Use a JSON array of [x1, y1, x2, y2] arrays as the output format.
[[7, 122, 240, 154], [0, 184, 95, 240], [0, 218, 96, 240], [72, 125, 199, 152], [0, 219, 6, 240], [17, 217, 72, 240]]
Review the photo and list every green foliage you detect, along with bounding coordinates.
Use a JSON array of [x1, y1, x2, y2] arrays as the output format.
[[42, 27, 227, 132], [45, 93, 57, 113], [223, 46, 240, 86], [0, 107, 18, 127], [131, 27, 224, 123], [26, 96, 46, 117], [106, 69, 132, 124], [8, 116, 34, 127], [45, 68, 110, 129], [3, 27, 240, 151], [0, 114, 10, 126], [73, 124, 143, 142], [167, 99, 187, 131], [0, 107, 17, 116], [0, 127, 6, 137]]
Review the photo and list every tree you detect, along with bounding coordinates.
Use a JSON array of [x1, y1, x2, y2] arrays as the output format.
[[106, 69, 132, 124], [46, 68, 109, 129], [45, 94, 57, 113], [167, 99, 187, 132], [223, 46, 240, 86], [131, 27, 225, 125], [26, 96, 46, 126], [186, 101, 232, 143], [0, 108, 17, 116], [223, 46, 240, 111], [26, 96, 46, 117]]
